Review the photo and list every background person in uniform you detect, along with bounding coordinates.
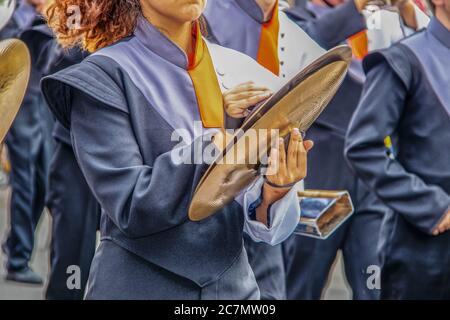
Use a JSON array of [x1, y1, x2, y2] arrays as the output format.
[[29, 27, 100, 300], [281, 0, 428, 300], [1, 0, 54, 285], [345, 0, 450, 299]]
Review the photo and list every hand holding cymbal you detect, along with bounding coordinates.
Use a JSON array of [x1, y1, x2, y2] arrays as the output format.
[[255, 129, 314, 226]]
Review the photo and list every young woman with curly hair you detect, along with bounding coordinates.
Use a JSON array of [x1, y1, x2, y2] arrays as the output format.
[[42, 0, 312, 299]]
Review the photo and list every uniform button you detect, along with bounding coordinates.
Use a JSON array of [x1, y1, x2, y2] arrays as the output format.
[[281, 33, 285, 38], [280, 61, 284, 66], [221, 78, 233, 90], [281, 47, 285, 52], [216, 68, 225, 76], [282, 74, 286, 78]]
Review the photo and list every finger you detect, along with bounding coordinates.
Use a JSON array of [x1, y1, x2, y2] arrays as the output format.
[[295, 131, 307, 167], [225, 107, 250, 119], [226, 90, 272, 103], [432, 228, 440, 236], [242, 92, 272, 107], [224, 106, 241, 118], [303, 140, 314, 152], [278, 138, 287, 175], [228, 112, 247, 119], [266, 143, 279, 177], [222, 82, 253, 97], [228, 82, 271, 95], [230, 92, 272, 108], [287, 129, 300, 171], [226, 103, 250, 113], [239, 83, 271, 93], [439, 219, 450, 233], [226, 94, 269, 112], [437, 214, 450, 234]]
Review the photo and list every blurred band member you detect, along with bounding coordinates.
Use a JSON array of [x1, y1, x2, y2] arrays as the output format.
[[27, 28, 100, 300], [41, 0, 312, 299], [1, 0, 53, 285], [345, 0, 450, 299], [203, 0, 377, 300], [282, 0, 428, 300]]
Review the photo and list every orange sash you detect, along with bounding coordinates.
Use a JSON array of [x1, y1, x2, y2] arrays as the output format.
[[348, 30, 369, 60], [188, 23, 224, 128], [256, 2, 280, 75]]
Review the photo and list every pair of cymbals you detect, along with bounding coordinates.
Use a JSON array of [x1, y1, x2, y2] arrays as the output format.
[[0, 38, 31, 142], [189, 45, 353, 221]]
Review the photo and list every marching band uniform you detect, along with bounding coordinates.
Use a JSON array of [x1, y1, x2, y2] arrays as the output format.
[[283, 0, 427, 300], [203, 0, 380, 300], [282, 0, 387, 300], [284, 0, 366, 50], [41, 17, 302, 299], [345, 17, 450, 299], [1, 5, 54, 284], [36, 38, 100, 300]]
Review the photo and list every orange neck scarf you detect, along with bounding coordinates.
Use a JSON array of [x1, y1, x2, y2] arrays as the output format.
[[256, 2, 280, 76], [187, 23, 224, 128], [348, 30, 369, 60]]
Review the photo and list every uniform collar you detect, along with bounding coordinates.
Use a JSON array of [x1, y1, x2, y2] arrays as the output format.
[[134, 16, 202, 69], [235, 0, 266, 23], [429, 17, 450, 50], [306, 2, 332, 18]]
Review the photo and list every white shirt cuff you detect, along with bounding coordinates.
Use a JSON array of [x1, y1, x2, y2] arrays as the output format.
[[236, 177, 303, 245]]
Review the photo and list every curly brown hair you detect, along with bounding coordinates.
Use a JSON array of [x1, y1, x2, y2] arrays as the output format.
[[46, 0, 142, 52]]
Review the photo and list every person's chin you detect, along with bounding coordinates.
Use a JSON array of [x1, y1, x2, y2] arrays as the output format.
[[181, 12, 203, 23], [183, 4, 204, 16]]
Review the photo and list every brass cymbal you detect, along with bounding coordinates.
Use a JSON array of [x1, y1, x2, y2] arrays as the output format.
[[0, 0, 15, 32], [189, 45, 352, 221], [0, 39, 31, 143]]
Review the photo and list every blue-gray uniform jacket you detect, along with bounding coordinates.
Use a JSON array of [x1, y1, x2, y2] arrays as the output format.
[[41, 17, 301, 299], [345, 18, 450, 299], [281, 1, 387, 301]]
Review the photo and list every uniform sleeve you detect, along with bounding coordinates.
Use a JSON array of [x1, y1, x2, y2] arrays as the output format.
[[236, 177, 302, 245], [345, 60, 450, 235], [70, 89, 212, 239], [288, 1, 366, 49]]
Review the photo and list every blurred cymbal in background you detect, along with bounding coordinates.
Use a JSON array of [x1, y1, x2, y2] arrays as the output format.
[[0, 38, 31, 143]]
